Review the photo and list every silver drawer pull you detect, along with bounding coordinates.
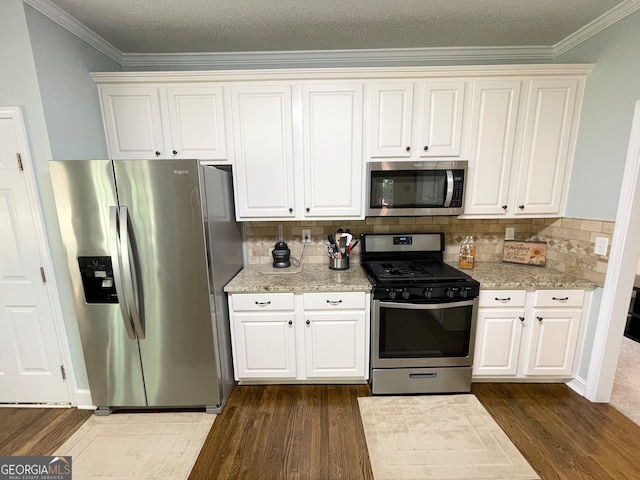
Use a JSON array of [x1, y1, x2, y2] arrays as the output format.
[[552, 297, 569, 302], [255, 301, 271, 307], [409, 373, 437, 379], [326, 300, 343, 305], [495, 297, 511, 302]]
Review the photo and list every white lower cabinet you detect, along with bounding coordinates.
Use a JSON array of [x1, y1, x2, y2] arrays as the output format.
[[523, 290, 584, 376], [303, 292, 366, 379], [473, 290, 527, 376], [473, 289, 586, 379], [230, 293, 297, 379], [229, 291, 369, 382]]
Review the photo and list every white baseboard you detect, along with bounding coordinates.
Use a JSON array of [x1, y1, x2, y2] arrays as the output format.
[[74, 389, 95, 410], [566, 376, 587, 397]]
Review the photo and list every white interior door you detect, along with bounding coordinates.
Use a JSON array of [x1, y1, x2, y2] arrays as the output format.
[[0, 108, 70, 404]]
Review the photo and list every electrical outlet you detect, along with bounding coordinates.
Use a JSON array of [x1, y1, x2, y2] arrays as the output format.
[[505, 227, 515, 241], [302, 229, 311, 243], [594, 236, 609, 256]]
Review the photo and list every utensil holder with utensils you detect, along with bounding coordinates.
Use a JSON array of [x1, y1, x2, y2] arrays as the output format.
[[327, 228, 356, 270]]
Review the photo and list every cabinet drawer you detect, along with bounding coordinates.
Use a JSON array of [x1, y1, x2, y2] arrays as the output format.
[[478, 290, 526, 308], [231, 293, 295, 311], [534, 289, 584, 308], [303, 292, 366, 310]]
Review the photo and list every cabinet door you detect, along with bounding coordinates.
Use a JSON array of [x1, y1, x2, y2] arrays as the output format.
[[302, 84, 363, 218], [417, 81, 466, 157], [232, 312, 297, 379], [165, 85, 227, 160], [100, 86, 165, 159], [231, 85, 296, 219], [464, 80, 521, 215], [523, 308, 581, 376], [514, 79, 578, 216], [473, 308, 524, 376], [369, 83, 414, 158], [303, 311, 366, 378]]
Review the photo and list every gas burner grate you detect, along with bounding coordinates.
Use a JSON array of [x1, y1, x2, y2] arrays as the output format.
[[366, 260, 435, 282]]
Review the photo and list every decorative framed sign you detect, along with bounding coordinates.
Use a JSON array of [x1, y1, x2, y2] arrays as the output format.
[[502, 241, 547, 266]]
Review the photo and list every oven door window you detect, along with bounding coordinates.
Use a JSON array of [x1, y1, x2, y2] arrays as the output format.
[[379, 303, 472, 358], [370, 170, 447, 208]]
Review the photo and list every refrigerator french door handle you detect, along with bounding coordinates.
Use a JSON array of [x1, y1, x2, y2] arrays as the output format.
[[109, 206, 136, 340], [119, 206, 145, 339]]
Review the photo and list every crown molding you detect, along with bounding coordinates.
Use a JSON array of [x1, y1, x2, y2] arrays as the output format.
[[119, 45, 555, 69], [553, 0, 640, 57], [91, 64, 594, 84], [23, 0, 122, 64]]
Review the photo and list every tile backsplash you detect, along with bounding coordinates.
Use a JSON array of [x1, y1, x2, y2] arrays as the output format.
[[245, 217, 614, 286]]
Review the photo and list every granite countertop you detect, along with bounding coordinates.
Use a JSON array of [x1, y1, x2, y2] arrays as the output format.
[[460, 262, 598, 290], [225, 261, 598, 294], [224, 263, 373, 293]]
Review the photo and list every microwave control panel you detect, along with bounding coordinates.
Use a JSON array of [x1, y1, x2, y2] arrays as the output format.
[[451, 170, 465, 207]]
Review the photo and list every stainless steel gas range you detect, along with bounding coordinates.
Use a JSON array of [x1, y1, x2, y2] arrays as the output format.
[[360, 233, 480, 395]]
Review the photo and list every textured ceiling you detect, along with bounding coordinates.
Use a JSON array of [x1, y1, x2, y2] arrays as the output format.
[[46, 0, 625, 53]]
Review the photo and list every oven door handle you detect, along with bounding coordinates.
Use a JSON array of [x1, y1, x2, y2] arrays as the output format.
[[378, 300, 476, 310]]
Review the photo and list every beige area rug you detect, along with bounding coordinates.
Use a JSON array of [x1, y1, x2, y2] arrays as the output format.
[[358, 395, 539, 480], [611, 336, 640, 426], [53, 412, 215, 480]]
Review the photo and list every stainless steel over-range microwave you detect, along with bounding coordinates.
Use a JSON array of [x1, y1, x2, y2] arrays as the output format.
[[366, 161, 467, 216]]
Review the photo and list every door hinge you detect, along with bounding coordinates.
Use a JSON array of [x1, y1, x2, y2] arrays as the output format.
[[60, 365, 67, 380], [40, 267, 46, 283], [17, 153, 24, 171]]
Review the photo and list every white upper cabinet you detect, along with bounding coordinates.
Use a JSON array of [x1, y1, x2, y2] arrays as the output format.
[[231, 83, 364, 221], [369, 80, 467, 159], [302, 84, 363, 218], [464, 80, 522, 215], [99, 84, 228, 160], [464, 78, 582, 218], [369, 82, 414, 157], [513, 79, 578, 216], [99, 85, 165, 159], [231, 85, 296, 219], [93, 66, 588, 222], [165, 86, 227, 160]]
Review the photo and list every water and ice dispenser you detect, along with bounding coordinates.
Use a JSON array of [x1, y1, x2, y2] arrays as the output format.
[[78, 256, 118, 303]]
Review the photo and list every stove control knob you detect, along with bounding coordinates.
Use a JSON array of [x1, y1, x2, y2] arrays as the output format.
[[423, 288, 433, 299], [446, 289, 456, 299], [460, 289, 468, 299], [388, 290, 397, 300], [402, 289, 411, 300]]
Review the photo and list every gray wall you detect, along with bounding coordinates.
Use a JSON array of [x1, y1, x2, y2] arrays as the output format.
[[0, 0, 120, 394], [0, 0, 89, 391], [556, 10, 640, 221], [24, 4, 120, 159]]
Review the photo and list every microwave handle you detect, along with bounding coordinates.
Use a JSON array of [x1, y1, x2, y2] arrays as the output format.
[[443, 170, 454, 207]]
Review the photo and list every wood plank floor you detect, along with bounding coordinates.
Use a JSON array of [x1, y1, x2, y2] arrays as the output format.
[[473, 383, 640, 480], [189, 384, 374, 480], [0, 407, 91, 456], [2, 383, 640, 479]]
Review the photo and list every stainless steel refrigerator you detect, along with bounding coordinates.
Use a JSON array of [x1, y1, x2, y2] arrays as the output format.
[[49, 159, 242, 414]]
